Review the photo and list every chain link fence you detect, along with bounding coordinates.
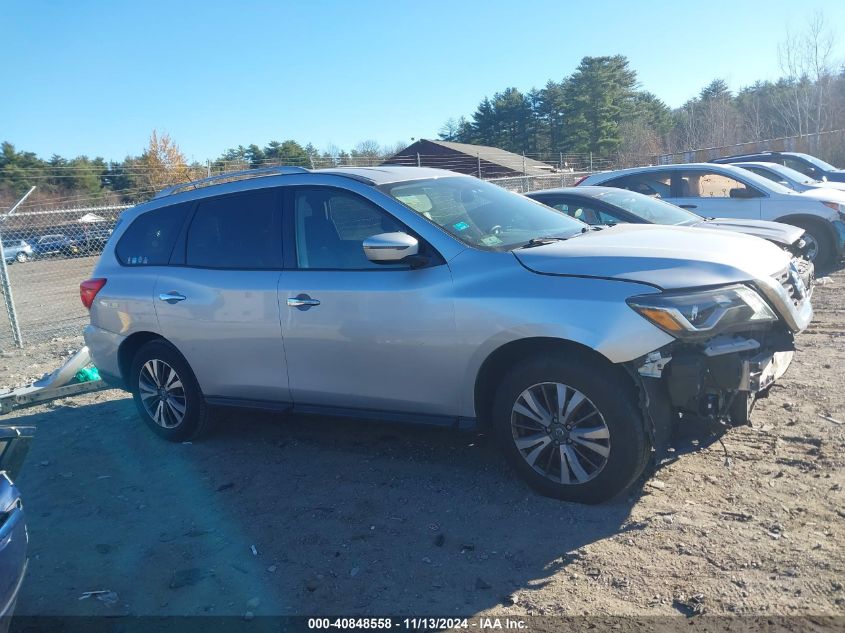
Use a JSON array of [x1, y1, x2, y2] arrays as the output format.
[[0, 206, 126, 349], [0, 166, 608, 350]]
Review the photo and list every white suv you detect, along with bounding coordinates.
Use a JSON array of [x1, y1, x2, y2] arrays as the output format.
[[579, 163, 845, 267]]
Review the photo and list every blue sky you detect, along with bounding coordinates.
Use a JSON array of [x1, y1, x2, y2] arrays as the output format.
[[3, 0, 844, 162]]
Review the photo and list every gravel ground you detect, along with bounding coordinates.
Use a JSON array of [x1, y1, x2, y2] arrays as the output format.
[[1, 266, 843, 620]]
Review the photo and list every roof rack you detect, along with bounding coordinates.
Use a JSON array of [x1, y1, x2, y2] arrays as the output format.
[[153, 166, 309, 199]]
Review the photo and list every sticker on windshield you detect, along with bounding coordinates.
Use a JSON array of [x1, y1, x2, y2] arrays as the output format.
[[453, 221, 470, 231], [481, 235, 503, 246]]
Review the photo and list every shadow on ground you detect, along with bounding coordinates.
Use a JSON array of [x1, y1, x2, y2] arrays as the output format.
[[11, 395, 654, 617]]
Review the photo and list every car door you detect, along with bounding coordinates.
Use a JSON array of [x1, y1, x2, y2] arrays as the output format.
[[154, 188, 291, 404], [667, 168, 763, 220], [278, 186, 460, 418]]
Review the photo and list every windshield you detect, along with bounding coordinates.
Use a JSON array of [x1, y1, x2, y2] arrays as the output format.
[[727, 168, 795, 195], [740, 163, 817, 186], [380, 177, 587, 251], [590, 189, 700, 225], [798, 153, 836, 171]]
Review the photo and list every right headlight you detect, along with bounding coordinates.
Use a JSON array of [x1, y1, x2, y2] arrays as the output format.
[[626, 285, 778, 339]]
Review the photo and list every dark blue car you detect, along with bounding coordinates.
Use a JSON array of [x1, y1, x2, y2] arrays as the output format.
[[0, 427, 33, 631], [32, 234, 80, 258]]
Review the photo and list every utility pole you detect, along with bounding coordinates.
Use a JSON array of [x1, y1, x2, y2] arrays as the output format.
[[0, 186, 36, 347]]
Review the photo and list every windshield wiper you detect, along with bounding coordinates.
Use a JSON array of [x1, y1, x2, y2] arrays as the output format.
[[518, 229, 587, 249]]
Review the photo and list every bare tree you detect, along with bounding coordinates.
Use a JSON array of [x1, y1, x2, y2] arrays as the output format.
[[775, 11, 836, 136]]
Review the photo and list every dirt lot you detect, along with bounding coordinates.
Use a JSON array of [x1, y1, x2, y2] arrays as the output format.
[[1, 267, 844, 620]]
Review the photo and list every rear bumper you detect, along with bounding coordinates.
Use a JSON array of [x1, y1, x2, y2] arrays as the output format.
[[0, 559, 26, 625], [0, 480, 28, 625], [82, 325, 126, 388]]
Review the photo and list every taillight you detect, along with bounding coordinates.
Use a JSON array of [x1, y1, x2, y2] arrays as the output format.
[[80, 278, 107, 309], [573, 175, 589, 186]]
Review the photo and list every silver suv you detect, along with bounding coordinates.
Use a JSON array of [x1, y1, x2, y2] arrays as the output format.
[[82, 166, 813, 503]]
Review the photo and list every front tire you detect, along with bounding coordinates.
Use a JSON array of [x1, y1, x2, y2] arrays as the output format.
[[790, 219, 835, 269], [15, 252, 28, 263], [130, 340, 209, 441], [491, 354, 650, 504]]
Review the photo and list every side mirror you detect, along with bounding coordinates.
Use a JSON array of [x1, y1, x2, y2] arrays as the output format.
[[363, 232, 419, 264]]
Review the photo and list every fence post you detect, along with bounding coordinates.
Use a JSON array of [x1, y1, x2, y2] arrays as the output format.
[[416, 152, 421, 167], [589, 152, 593, 172], [477, 153, 481, 178], [0, 231, 22, 347], [522, 153, 528, 191], [0, 187, 35, 348]]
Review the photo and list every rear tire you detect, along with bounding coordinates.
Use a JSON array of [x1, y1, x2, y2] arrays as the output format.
[[491, 354, 650, 504], [130, 340, 210, 441]]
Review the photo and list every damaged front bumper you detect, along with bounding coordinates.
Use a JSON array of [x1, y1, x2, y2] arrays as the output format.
[[629, 261, 813, 457]]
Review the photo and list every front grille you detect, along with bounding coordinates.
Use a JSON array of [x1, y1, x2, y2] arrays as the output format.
[[774, 259, 813, 307]]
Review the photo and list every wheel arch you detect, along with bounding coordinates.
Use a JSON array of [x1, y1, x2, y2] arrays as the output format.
[[774, 213, 837, 243], [473, 337, 633, 429], [117, 331, 169, 388]]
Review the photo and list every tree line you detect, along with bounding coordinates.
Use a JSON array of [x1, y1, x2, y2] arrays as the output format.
[[0, 135, 408, 209], [439, 16, 844, 165], [2, 14, 841, 211]]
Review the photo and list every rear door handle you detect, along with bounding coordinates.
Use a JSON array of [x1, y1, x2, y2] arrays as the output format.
[[158, 292, 187, 304], [679, 204, 698, 209], [287, 294, 320, 310]]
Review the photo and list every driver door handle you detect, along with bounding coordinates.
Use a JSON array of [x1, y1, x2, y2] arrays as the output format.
[[158, 292, 187, 304], [287, 294, 321, 310]]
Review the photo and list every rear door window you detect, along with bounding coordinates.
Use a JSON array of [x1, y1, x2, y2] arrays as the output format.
[[186, 189, 282, 269], [677, 171, 759, 198], [116, 203, 189, 266], [604, 172, 672, 198]]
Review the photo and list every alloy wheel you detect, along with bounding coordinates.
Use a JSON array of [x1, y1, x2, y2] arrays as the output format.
[[511, 382, 610, 484], [139, 359, 187, 428]]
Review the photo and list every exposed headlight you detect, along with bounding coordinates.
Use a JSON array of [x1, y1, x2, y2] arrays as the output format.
[[626, 285, 777, 339]]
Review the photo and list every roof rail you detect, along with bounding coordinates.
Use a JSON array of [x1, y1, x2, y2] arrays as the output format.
[[153, 166, 309, 199]]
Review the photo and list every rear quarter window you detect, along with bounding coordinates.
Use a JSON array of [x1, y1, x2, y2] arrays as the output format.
[[115, 203, 190, 266]]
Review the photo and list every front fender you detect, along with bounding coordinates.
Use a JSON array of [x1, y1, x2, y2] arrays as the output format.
[[449, 253, 674, 418]]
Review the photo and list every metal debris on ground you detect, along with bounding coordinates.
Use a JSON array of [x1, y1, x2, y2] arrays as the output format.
[[78, 590, 112, 601], [819, 414, 844, 426]]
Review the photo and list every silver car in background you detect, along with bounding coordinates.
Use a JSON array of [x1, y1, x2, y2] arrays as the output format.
[[82, 167, 813, 503], [578, 163, 845, 267]]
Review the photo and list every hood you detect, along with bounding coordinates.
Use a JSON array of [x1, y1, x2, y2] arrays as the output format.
[[808, 181, 845, 192], [691, 218, 804, 246], [513, 224, 792, 290], [798, 186, 845, 206]]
